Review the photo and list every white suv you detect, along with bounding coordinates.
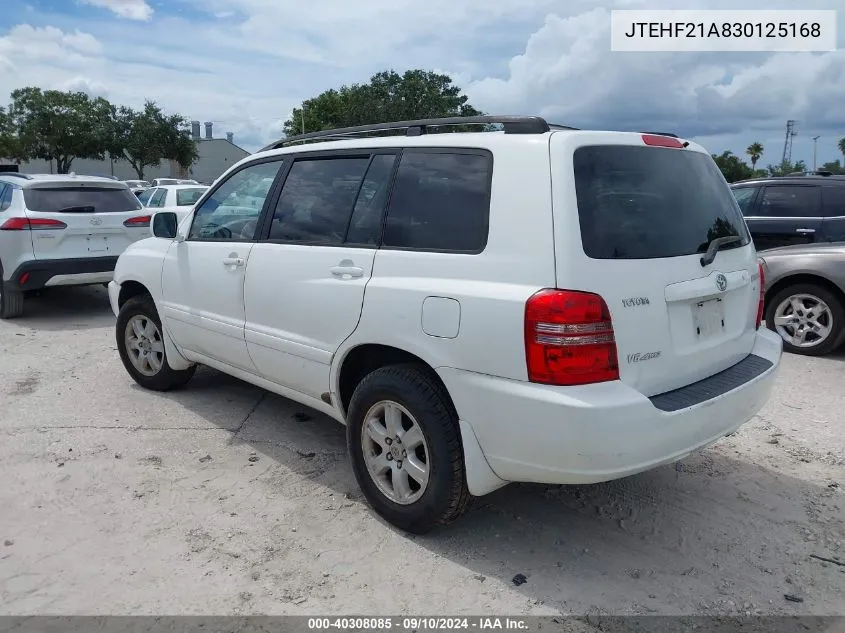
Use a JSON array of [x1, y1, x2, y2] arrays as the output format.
[[108, 116, 783, 533], [0, 173, 152, 318]]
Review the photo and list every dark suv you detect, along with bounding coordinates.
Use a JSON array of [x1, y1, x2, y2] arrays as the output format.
[[730, 172, 845, 251]]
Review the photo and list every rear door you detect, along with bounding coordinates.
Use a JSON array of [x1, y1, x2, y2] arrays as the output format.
[[22, 181, 150, 260], [749, 184, 823, 250], [550, 132, 761, 397]]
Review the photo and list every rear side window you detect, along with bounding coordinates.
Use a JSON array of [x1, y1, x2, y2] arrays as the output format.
[[759, 185, 820, 218], [23, 187, 142, 213], [0, 184, 11, 211], [821, 186, 845, 217], [574, 145, 750, 260], [382, 151, 491, 253], [269, 157, 371, 244], [176, 188, 207, 206]]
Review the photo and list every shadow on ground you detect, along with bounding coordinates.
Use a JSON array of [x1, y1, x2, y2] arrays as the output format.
[[11, 285, 114, 332]]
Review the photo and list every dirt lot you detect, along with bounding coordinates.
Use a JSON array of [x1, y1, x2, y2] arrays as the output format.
[[1, 286, 843, 617]]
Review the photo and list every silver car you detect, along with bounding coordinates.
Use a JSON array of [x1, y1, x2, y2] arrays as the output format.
[[761, 242, 845, 356]]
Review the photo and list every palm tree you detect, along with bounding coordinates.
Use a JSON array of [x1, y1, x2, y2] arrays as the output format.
[[839, 138, 845, 166], [746, 142, 764, 172]]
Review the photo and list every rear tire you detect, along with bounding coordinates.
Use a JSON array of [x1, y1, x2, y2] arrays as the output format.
[[765, 283, 845, 356], [116, 294, 196, 390], [0, 267, 24, 318], [346, 364, 471, 534]]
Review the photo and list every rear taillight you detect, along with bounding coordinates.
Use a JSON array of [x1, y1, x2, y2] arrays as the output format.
[[124, 215, 152, 227], [756, 260, 765, 329], [0, 217, 67, 230], [524, 289, 619, 386]]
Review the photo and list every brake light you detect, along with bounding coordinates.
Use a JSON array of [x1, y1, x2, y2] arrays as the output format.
[[525, 289, 619, 386], [642, 134, 685, 149], [124, 215, 152, 227], [756, 260, 765, 329], [0, 217, 67, 230]]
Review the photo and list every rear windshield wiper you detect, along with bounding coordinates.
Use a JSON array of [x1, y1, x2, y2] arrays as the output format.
[[57, 205, 96, 213], [700, 235, 742, 267]]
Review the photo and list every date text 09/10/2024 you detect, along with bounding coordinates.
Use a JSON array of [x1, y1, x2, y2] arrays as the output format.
[[307, 617, 529, 631]]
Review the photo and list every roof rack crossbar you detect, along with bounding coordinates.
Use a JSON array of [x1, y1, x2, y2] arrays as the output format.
[[0, 172, 33, 179], [261, 115, 556, 151]]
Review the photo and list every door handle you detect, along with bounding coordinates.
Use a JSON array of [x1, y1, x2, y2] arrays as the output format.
[[795, 228, 816, 234], [222, 256, 245, 267], [330, 266, 364, 279]]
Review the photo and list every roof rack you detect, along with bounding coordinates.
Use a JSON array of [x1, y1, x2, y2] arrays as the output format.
[[0, 172, 33, 179], [261, 115, 567, 151]]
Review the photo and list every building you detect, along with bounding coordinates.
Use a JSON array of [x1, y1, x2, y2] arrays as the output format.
[[3, 121, 250, 185]]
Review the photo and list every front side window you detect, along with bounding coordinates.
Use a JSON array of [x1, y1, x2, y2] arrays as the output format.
[[269, 157, 371, 244], [759, 185, 820, 218], [188, 160, 283, 241], [731, 186, 759, 216], [382, 151, 492, 252]]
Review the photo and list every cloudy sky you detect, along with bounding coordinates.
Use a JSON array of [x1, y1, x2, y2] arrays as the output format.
[[1, 0, 843, 167]]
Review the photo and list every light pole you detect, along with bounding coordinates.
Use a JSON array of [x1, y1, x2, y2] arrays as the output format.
[[812, 136, 820, 171]]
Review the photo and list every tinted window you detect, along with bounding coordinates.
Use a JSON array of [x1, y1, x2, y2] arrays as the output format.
[[574, 146, 750, 260], [382, 151, 491, 252], [137, 188, 154, 205], [23, 187, 142, 213], [759, 186, 820, 218], [821, 186, 845, 217], [176, 187, 207, 206], [269, 157, 370, 243], [731, 186, 759, 216], [0, 184, 11, 211], [189, 160, 283, 241], [149, 188, 167, 207], [345, 154, 396, 245]]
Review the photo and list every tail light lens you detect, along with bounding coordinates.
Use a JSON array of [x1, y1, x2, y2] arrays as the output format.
[[0, 217, 67, 230], [756, 260, 765, 329], [525, 289, 619, 386], [642, 134, 685, 148], [124, 215, 152, 227]]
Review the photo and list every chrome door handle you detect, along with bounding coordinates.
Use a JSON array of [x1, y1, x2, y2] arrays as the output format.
[[222, 256, 245, 267], [795, 228, 816, 234], [329, 266, 364, 279]]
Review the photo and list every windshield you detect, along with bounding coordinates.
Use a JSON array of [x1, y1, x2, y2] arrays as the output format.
[[23, 187, 143, 213], [573, 145, 751, 260], [176, 187, 208, 206]]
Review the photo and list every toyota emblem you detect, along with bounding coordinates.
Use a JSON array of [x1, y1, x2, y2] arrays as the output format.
[[90, 217, 103, 226], [715, 273, 727, 292]]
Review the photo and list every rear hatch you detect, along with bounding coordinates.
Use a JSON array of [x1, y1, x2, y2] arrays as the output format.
[[22, 181, 149, 260], [550, 132, 760, 397]]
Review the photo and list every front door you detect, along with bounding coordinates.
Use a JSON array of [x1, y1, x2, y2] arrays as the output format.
[[244, 152, 397, 400], [160, 159, 285, 371]]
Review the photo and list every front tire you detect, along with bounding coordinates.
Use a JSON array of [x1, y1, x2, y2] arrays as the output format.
[[765, 283, 845, 356], [116, 294, 196, 390], [346, 364, 471, 534]]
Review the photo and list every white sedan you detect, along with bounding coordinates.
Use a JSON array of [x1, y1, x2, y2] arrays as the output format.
[[138, 184, 208, 210]]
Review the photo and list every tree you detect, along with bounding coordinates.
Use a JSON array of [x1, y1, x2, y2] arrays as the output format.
[[111, 101, 197, 179], [820, 160, 844, 174], [282, 69, 483, 138], [0, 106, 19, 160], [746, 142, 763, 171], [712, 151, 754, 182], [839, 138, 845, 166], [7, 87, 115, 173]]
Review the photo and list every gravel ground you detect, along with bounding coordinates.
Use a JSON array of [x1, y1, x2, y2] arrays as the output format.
[[0, 286, 843, 617]]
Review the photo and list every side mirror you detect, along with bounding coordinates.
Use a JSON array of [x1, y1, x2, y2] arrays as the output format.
[[152, 211, 178, 239]]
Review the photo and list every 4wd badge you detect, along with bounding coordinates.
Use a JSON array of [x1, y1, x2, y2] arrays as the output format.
[[715, 273, 727, 292]]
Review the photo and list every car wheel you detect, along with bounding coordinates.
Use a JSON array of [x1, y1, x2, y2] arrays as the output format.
[[116, 294, 196, 390], [765, 283, 845, 356], [346, 363, 471, 534], [0, 266, 24, 319]]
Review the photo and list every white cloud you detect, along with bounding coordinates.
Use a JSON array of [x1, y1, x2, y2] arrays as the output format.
[[1, 0, 844, 166], [80, 0, 153, 21]]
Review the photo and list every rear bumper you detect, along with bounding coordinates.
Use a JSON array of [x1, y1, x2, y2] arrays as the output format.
[[7, 257, 119, 291], [440, 327, 782, 486]]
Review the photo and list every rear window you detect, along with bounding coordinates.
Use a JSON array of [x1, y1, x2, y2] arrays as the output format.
[[574, 145, 750, 260], [176, 188, 207, 206], [23, 187, 143, 213]]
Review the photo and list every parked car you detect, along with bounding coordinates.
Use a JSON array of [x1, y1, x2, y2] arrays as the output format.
[[123, 180, 151, 197], [0, 173, 151, 318], [730, 172, 845, 251], [177, 179, 200, 185], [760, 242, 845, 356], [108, 116, 782, 533], [138, 185, 209, 212], [150, 178, 181, 187]]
